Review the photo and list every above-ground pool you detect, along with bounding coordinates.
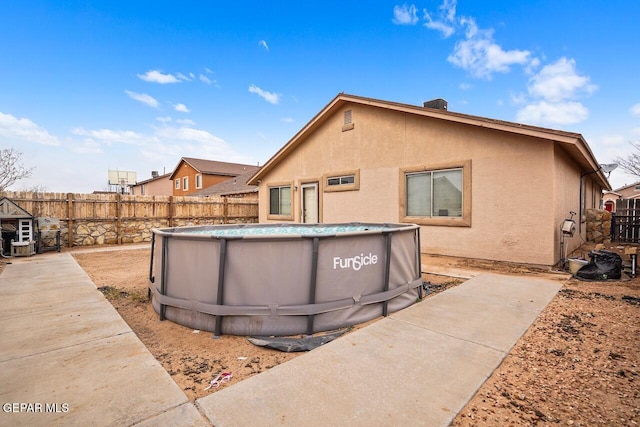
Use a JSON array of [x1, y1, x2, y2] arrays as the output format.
[[149, 222, 422, 336]]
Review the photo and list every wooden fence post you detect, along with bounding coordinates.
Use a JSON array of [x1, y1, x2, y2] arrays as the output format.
[[168, 196, 174, 227], [67, 193, 74, 247], [223, 196, 228, 224], [116, 193, 122, 244]]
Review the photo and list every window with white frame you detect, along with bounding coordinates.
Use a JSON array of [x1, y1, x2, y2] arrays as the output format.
[[175, 179, 180, 189], [183, 177, 188, 191], [327, 175, 355, 187], [196, 174, 202, 189], [324, 170, 359, 192], [269, 185, 292, 216]]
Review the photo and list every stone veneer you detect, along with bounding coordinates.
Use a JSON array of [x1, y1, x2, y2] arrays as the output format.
[[585, 208, 611, 244]]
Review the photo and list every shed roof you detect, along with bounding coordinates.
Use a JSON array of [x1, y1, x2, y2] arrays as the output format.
[[248, 93, 611, 190], [0, 197, 33, 219]]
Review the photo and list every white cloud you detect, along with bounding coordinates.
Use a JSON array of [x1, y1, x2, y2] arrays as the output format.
[[392, 4, 419, 25], [176, 118, 195, 126], [125, 90, 159, 108], [174, 103, 190, 113], [515, 57, 596, 126], [448, 18, 532, 79], [199, 74, 212, 84], [422, 0, 457, 38], [137, 70, 185, 84], [459, 82, 471, 90], [630, 103, 640, 118], [71, 139, 103, 154], [281, 117, 294, 123], [598, 134, 626, 146], [0, 112, 60, 146], [516, 101, 589, 125], [71, 127, 146, 145], [248, 84, 280, 104], [156, 116, 172, 123], [258, 40, 269, 51], [527, 57, 597, 102]]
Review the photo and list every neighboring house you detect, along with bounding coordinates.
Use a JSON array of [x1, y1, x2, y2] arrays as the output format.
[[602, 191, 622, 212], [191, 169, 260, 198], [611, 182, 640, 199], [169, 157, 260, 196], [248, 93, 611, 266], [130, 171, 172, 196]]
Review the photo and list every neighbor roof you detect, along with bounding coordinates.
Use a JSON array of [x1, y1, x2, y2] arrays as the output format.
[[248, 93, 611, 190], [170, 157, 259, 180], [191, 169, 260, 196]]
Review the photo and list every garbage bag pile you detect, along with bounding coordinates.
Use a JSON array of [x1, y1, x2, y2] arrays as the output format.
[[575, 250, 623, 281]]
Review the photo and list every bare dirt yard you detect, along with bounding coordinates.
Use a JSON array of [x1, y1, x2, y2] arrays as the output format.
[[4, 241, 636, 425]]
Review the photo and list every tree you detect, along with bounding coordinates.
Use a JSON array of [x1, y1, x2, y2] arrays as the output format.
[[0, 147, 34, 191], [614, 142, 640, 179]]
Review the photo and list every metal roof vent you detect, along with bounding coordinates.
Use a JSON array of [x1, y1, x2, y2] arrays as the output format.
[[423, 98, 448, 110]]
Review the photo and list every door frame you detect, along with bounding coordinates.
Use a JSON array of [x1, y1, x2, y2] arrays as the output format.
[[301, 182, 319, 223]]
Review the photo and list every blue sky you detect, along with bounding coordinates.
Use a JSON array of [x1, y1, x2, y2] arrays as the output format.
[[1, 0, 639, 193]]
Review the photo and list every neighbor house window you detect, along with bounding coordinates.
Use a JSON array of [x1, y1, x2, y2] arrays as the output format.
[[324, 170, 359, 192], [175, 179, 180, 189], [401, 161, 471, 227], [183, 177, 188, 191], [196, 174, 202, 189], [269, 185, 292, 217]]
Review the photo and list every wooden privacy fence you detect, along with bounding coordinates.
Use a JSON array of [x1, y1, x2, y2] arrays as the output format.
[[0, 191, 259, 248], [612, 199, 640, 243]]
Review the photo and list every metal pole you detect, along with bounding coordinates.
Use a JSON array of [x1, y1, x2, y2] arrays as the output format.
[[306, 237, 320, 336], [382, 232, 392, 317], [214, 239, 228, 338]]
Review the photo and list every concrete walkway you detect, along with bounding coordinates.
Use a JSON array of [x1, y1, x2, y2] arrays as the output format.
[[0, 252, 563, 426]]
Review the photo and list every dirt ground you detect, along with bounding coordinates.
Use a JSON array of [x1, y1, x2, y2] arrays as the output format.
[[3, 242, 638, 424]]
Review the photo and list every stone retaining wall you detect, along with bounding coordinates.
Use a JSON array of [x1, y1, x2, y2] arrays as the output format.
[[585, 208, 611, 244]]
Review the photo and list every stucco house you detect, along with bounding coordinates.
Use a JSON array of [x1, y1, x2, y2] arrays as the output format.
[[169, 157, 260, 197], [130, 171, 172, 196], [248, 93, 611, 266]]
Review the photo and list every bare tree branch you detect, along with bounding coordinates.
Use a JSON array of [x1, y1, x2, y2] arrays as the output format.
[[613, 142, 640, 179], [0, 147, 34, 191]]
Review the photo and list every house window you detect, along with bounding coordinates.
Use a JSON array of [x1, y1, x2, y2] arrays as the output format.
[[196, 174, 202, 189], [140, 184, 145, 195], [406, 169, 463, 217], [269, 185, 292, 216], [175, 179, 180, 190], [328, 175, 355, 186], [183, 177, 188, 191], [324, 170, 359, 192], [401, 161, 471, 227]]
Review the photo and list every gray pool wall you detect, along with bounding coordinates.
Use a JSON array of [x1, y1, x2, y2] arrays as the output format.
[[149, 223, 422, 336]]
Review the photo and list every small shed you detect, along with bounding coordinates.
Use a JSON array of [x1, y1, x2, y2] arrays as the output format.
[[0, 197, 35, 257]]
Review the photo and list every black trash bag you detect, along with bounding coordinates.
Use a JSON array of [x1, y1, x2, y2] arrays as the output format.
[[575, 250, 622, 281]]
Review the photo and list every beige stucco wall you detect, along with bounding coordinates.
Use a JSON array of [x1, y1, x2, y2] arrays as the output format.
[[258, 103, 586, 265]]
